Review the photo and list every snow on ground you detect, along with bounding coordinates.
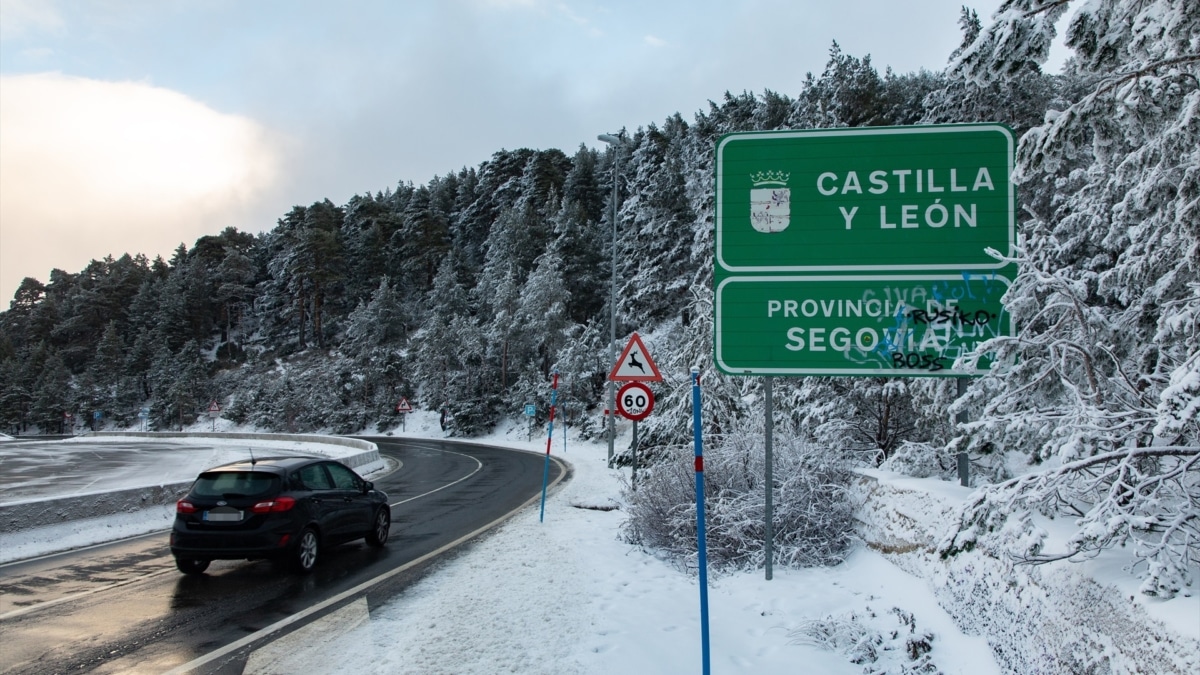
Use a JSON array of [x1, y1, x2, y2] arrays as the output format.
[[0, 434, 379, 504], [5, 417, 1194, 672], [0, 433, 386, 563], [249, 420, 1000, 675]]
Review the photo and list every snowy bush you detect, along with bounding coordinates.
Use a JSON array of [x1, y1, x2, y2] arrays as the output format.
[[623, 419, 855, 571], [879, 442, 956, 480], [791, 606, 937, 675]]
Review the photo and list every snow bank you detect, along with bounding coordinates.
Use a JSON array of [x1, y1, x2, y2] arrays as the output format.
[[0, 433, 385, 558], [852, 470, 1200, 674], [81, 432, 384, 473]]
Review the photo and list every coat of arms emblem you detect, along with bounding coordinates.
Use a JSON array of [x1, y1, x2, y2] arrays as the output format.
[[749, 171, 790, 233]]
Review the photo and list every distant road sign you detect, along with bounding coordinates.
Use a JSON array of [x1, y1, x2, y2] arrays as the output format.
[[609, 333, 663, 382], [208, 401, 221, 413], [616, 382, 655, 421], [524, 404, 537, 417], [395, 397, 413, 413]]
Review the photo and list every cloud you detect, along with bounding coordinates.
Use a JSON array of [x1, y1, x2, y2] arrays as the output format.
[[0, 0, 64, 39], [644, 35, 667, 48], [0, 73, 284, 302]]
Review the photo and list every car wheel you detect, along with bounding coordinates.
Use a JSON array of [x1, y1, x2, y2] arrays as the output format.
[[366, 507, 390, 547], [292, 527, 319, 574], [175, 557, 210, 575]]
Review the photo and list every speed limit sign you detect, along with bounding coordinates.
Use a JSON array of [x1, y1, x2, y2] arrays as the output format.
[[616, 381, 655, 421]]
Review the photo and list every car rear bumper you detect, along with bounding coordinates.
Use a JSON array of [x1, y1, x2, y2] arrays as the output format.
[[170, 528, 296, 560]]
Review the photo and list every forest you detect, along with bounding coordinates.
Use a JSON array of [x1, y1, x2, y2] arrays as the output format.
[[1, 1, 1196, 596]]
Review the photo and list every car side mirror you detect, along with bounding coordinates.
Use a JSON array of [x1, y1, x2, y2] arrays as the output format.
[[363, 480, 373, 494]]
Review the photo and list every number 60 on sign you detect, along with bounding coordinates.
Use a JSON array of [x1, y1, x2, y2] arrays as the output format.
[[616, 381, 655, 421]]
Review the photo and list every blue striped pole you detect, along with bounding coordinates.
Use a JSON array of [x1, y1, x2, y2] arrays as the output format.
[[539, 370, 560, 523], [691, 366, 711, 675]]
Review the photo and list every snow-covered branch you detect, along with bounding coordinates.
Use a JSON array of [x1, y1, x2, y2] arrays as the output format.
[[940, 446, 1200, 597]]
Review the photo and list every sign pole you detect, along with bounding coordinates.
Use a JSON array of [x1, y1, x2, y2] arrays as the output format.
[[539, 370, 560, 523], [691, 366, 711, 675], [631, 420, 639, 491], [764, 376, 774, 581], [956, 377, 970, 486]]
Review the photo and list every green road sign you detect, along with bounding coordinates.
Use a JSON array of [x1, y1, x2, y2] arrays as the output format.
[[715, 124, 1015, 273], [715, 274, 1012, 376], [713, 124, 1017, 376]]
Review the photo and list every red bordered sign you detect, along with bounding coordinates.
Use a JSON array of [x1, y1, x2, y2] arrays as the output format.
[[609, 333, 663, 382], [616, 381, 655, 421]]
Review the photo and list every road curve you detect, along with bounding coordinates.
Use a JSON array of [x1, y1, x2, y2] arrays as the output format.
[[0, 437, 568, 674]]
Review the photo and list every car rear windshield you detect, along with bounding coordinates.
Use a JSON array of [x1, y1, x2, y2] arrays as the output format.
[[192, 471, 281, 498]]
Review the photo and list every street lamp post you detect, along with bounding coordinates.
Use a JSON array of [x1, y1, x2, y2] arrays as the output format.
[[598, 133, 620, 467]]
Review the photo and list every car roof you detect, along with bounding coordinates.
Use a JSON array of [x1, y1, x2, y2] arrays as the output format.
[[201, 456, 326, 474]]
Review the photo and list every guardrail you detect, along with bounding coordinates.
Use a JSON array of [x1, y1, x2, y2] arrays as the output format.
[[86, 432, 382, 470], [0, 433, 381, 534]]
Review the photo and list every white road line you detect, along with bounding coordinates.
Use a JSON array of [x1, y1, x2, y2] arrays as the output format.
[[242, 597, 372, 674], [390, 448, 482, 506], [0, 444, 489, 623], [162, 454, 568, 675]]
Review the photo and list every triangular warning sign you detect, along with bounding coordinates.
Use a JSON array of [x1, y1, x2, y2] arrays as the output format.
[[609, 333, 663, 382], [395, 397, 413, 413]]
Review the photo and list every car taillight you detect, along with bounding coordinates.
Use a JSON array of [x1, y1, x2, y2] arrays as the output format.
[[176, 500, 197, 514], [251, 496, 296, 513]]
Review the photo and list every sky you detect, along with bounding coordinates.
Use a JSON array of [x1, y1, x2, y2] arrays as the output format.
[[0, 0, 1023, 304]]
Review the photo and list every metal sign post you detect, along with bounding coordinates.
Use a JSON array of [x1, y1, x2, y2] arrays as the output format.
[[616, 381, 655, 489], [609, 334, 662, 481], [631, 420, 639, 490], [539, 371, 560, 522], [691, 367, 711, 675], [396, 397, 413, 432], [713, 124, 1017, 583], [764, 376, 774, 581], [956, 377, 971, 486], [525, 403, 536, 441]]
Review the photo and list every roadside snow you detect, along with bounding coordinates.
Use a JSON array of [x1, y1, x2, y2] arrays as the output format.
[[252, 423, 1000, 675], [0, 434, 387, 563], [6, 419, 1193, 673]]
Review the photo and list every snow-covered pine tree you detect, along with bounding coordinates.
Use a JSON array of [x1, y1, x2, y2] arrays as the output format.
[[939, 0, 1200, 598]]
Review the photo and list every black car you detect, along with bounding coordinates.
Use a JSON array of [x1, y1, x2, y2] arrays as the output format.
[[170, 456, 390, 575]]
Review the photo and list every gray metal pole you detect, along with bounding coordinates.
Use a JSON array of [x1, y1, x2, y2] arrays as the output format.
[[956, 377, 969, 487], [598, 133, 620, 468], [764, 376, 774, 581], [631, 420, 639, 490]]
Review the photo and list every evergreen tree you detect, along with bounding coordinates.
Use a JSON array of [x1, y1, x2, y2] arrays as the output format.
[[516, 248, 571, 377], [938, 0, 1200, 598], [29, 351, 71, 432]]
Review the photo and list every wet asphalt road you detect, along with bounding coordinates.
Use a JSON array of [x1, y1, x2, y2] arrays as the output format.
[[0, 437, 567, 674]]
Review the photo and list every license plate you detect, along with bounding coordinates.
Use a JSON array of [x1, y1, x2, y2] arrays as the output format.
[[204, 510, 243, 522]]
